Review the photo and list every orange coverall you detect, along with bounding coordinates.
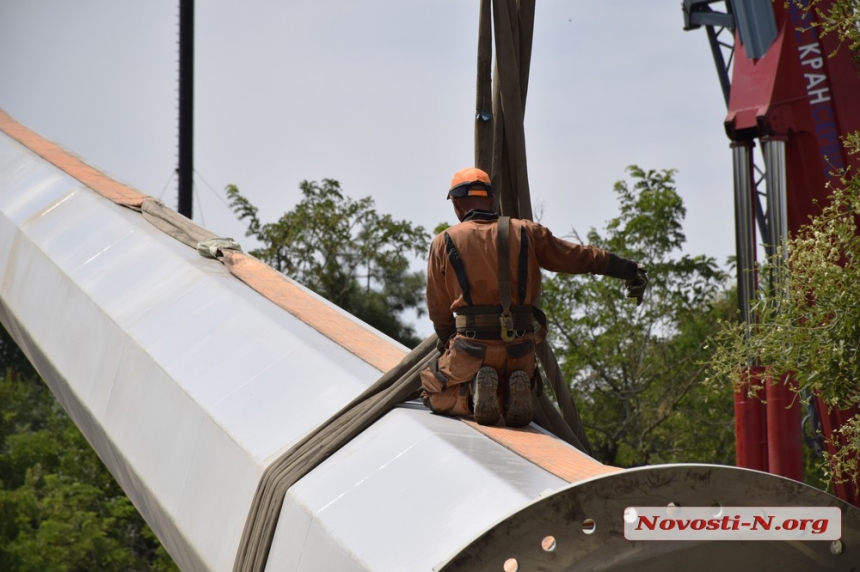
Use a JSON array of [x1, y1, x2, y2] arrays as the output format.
[[420, 210, 630, 417]]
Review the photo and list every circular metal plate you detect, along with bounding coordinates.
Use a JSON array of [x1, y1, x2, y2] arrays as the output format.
[[437, 464, 860, 571]]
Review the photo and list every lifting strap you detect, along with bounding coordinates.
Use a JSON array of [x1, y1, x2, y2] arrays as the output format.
[[518, 227, 529, 304], [0, 102, 593, 572], [498, 218, 530, 307], [498, 216, 512, 310], [497, 216, 515, 341]]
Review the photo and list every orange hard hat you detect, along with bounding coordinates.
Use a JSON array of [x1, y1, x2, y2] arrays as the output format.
[[447, 167, 493, 199]]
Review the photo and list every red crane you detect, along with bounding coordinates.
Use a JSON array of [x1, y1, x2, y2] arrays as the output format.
[[684, 0, 860, 506]]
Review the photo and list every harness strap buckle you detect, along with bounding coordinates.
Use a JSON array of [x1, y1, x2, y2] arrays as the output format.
[[499, 310, 515, 342]]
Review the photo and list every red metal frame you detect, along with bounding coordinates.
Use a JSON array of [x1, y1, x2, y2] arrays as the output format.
[[734, 366, 769, 471], [726, 0, 860, 228], [725, 0, 860, 503], [765, 372, 804, 481]]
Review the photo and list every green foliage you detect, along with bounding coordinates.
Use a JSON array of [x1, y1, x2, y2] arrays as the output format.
[[433, 222, 452, 235], [827, 415, 860, 487], [542, 166, 735, 467], [794, 0, 860, 59], [707, 174, 860, 488], [228, 179, 431, 347], [707, 0, 860, 491], [0, 326, 177, 572], [0, 327, 36, 382]]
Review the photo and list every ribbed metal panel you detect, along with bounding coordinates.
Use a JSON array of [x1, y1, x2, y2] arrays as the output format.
[[0, 130, 571, 571], [5, 123, 857, 571]]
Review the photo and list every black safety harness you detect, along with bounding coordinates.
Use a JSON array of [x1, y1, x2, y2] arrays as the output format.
[[443, 212, 533, 341]]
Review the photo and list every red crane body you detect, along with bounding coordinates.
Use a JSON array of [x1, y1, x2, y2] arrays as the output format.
[[687, 0, 860, 506], [727, 0, 860, 230]]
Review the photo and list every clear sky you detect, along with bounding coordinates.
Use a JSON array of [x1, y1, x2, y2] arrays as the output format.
[[0, 1, 736, 335]]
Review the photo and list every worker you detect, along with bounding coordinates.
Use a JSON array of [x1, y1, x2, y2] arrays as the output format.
[[420, 167, 648, 427]]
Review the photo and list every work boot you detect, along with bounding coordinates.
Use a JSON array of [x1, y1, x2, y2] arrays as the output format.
[[472, 367, 500, 426], [505, 371, 533, 428]]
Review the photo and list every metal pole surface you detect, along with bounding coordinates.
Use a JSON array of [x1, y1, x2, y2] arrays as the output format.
[[732, 141, 768, 471], [732, 141, 757, 328], [178, 0, 194, 219], [763, 138, 788, 257], [761, 137, 803, 481]]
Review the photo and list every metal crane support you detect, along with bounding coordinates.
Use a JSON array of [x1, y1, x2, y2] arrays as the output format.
[[684, 0, 860, 504]]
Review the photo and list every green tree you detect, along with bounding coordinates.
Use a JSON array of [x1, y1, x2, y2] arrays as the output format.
[[228, 179, 431, 347], [0, 326, 178, 571], [705, 0, 860, 489], [707, 179, 860, 488], [542, 166, 735, 467], [801, 0, 860, 58]]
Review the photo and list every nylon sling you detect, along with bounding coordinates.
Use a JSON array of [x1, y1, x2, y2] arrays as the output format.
[[497, 216, 516, 341], [1, 92, 595, 572]]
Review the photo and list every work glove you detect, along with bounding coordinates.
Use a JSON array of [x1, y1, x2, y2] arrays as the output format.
[[625, 266, 648, 306], [434, 326, 456, 352]]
